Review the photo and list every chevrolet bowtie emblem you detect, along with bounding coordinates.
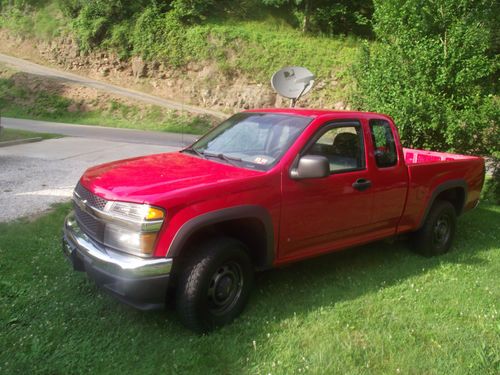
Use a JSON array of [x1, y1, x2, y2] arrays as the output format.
[[73, 192, 89, 212]]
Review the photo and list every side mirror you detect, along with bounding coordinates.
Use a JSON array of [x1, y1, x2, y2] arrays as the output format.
[[290, 155, 330, 179]]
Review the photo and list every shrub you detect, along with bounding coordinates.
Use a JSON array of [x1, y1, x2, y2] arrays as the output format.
[[71, 0, 151, 52], [482, 163, 500, 204], [71, 2, 114, 51], [131, 6, 210, 66], [0, 6, 34, 35], [352, 0, 499, 157], [170, 0, 215, 23], [106, 20, 134, 58], [56, 0, 82, 17]]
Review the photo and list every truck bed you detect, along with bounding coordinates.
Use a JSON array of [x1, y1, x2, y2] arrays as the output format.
[[397, 148, 485, 234], [403, 148, 479, 164]]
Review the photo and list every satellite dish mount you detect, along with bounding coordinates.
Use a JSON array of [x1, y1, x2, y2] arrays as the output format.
[[271, 67, 315, 108]]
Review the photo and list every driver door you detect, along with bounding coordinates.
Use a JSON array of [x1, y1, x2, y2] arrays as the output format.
[[279, 120, 374, 261]]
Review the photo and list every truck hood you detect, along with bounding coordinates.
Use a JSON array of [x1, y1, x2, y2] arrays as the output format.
[[80, 152, 263, 203]]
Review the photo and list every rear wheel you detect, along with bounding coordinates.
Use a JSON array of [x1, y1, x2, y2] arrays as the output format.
[[176, 237, 254, 333], [412, 200, 457, 257]]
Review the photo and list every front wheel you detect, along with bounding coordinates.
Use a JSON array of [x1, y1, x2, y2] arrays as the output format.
[[412, 200, 457, 257], [176, 237, 254, 333]]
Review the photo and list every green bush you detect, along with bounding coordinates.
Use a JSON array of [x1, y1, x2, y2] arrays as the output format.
[[131, 6, 208, 66], [0, 6, 34, 35], [70, 0, 151, 52], [33, 3, 62, 39], [352, 0, 499, 156], [56, 0, 82, 17], [0, 0, 50, 10], [105, 20, 134, 58], [170, 0, 215, 23], [482, 159, 500, 204], [71, 1, 115, 51], [0, 1, 64, 39]]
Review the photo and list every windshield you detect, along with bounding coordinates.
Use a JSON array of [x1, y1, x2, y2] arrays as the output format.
[[185, 113, 312, 170]]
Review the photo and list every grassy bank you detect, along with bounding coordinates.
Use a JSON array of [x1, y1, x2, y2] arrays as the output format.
[[0, 73, 215, 135], [0, 128, 61, 142], [1, 203, 498, 374], [127, 18, 360, 103]]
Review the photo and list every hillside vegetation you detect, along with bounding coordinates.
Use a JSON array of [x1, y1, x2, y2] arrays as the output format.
[[0, 1, 365, 106], [0, 1, 498, 178]]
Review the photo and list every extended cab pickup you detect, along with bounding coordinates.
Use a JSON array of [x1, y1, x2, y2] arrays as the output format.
[[62, 109, 485, 332]]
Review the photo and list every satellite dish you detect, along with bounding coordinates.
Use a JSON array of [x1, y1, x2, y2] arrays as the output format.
[[271, 66, 315, 107]]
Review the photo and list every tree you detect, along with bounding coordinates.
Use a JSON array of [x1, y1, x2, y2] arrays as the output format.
[[261, 0, 373, 35], [352, 0, 499, 157]]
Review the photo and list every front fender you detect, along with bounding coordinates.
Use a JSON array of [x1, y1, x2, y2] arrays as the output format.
[[165, 205, 275, 268]]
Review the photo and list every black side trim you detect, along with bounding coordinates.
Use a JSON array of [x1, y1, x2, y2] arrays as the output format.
[[418, 179, 468, 229], [167, 205, 275, 268]]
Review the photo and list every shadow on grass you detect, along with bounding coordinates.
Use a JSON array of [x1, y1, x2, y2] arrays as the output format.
[[247, 207, 496, 321]]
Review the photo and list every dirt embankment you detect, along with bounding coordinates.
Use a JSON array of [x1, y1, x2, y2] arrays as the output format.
[[0, 30, 347, 112]]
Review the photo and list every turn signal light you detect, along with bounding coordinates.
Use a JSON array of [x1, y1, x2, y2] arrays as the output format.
[[146, 207, 165, 221]]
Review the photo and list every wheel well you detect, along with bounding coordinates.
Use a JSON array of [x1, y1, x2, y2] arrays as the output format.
[[175, 218, 270, 270], [435, 187, 465, 216]]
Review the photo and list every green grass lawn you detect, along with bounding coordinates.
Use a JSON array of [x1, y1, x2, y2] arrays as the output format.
[[0, 128, 62, 142], [0, 204, 498, 374]]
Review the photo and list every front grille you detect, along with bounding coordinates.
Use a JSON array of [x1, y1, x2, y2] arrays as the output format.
[[74, 182, 108, 211], [73, 182, 107, 242], [74, 203, 104, 239]]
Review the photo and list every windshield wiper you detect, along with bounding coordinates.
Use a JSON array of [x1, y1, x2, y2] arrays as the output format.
[[183, 146, 205, 159], [203, 151, 242, 166]]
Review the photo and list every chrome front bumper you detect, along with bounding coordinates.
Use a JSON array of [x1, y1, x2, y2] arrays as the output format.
[[63, 212, 173, 310]]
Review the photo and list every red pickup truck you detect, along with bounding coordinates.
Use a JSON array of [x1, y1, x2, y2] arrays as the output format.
[[63, 109, 485, 332]]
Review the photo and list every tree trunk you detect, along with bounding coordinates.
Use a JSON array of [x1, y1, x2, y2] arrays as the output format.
[[302, 0, 310, 33]]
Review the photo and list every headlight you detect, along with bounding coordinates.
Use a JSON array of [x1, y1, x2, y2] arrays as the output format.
[[107, 202, 165, 223], [100, 202, 165, 257]]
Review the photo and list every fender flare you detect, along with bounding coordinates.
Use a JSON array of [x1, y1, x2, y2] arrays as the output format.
[[166, 205, 275, 268], [418, 179, 468, 229]]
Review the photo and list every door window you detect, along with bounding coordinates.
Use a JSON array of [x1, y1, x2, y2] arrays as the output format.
[[307, 124, 365, 173]]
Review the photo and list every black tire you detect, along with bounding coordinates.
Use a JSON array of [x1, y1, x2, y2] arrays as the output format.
[[176, 237, 254, 333], [412, 200, 457, 257]]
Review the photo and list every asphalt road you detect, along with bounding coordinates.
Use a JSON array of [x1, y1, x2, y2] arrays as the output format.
[[0, 52, 225, 119], [2, 117, 198, 147], [0, 127, 182, 222]]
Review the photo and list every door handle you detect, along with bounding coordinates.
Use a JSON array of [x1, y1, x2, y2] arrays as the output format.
[[352, 178, 372, 191]]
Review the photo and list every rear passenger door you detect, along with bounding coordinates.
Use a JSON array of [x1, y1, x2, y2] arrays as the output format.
[[280, 120, 374, 260]]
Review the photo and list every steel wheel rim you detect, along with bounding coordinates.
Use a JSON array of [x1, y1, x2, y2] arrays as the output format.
[[433, 213, 451, 247], [207, 261, 243, 315]]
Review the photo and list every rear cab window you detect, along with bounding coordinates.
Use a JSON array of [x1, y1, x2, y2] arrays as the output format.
[[369, 119, 397, 168]]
